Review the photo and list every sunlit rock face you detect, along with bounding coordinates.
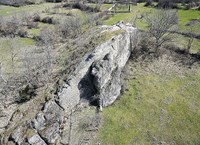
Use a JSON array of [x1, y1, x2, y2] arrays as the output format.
[[57, 22, 137, 110], [0, 22, 137, 145]]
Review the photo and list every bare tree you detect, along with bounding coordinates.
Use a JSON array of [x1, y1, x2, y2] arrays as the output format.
[[58, 17, 81, 38], [185, 26, 196, 52], [4, 38, 19, 74], [22, 48, 45, 86], [40, 26, 57, 75], [186, 33, 194, 52], [144, 9, 178, 53]]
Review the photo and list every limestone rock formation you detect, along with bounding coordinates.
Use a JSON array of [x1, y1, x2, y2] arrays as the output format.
[[0, 22, 137, 145], [57, 22, 137, 110]]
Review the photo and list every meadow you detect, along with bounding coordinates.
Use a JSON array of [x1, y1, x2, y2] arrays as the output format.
[[98, 3, 200, 145], [99, 55, 200, 145], [0, 2, 200, 144], [101, 3, 200, 52], [0, 2, 89, 75]]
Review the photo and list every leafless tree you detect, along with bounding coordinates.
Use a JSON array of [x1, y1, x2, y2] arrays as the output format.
[[0, 15, 26, 37], [40, 26, 58, 75], [58, 17, 81, 38], [144, 9, 178, 53], [22, 48, 46, 86], [3, 38, 19, 74], [185, 27, 195, 52]]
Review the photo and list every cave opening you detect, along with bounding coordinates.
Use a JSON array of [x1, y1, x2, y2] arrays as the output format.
[[78, 66, 99, 106]]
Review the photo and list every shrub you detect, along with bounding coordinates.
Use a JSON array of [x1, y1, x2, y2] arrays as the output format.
[[33, 13, 41, 22], [0, 0, 45, 6], [0, 16, 27, 37], [157, 0, 178, 9], [144, 0, 153, 7], [41, 17, 54, 24], [58, 17, 81, 38], [40, 26, 58, 45], [63, 3, 100, 12], [16, 84, 37, 103]]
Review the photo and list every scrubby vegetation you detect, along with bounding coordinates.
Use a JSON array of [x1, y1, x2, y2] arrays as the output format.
[[100, 53, 200, 144], [0, 1, 108, 105], [0, 0, 200, 144], [99, 29, 200, 144]]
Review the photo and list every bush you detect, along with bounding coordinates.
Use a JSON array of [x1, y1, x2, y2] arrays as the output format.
[[21, 13, 39, 29], [144, 0, 153, 7], [63, 3, 100, 12], [16, 84, 37, 103], [0, 16, 27, 37], [40, 26, 58, 45], [58, 17, 81, 38], [33, 13, 41, 22], [157, 0, 178, 9], [0, 0, 44, 6], [41, 17, 55, 24]]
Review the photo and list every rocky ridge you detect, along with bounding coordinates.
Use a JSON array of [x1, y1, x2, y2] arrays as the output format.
[[0, 22, 137, 145]]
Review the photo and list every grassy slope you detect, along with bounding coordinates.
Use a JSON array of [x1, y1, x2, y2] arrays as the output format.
[[0, 3, 57, 16], [0, 38, 35, 74], [104, 3, 151, 29], [177, 9, 200, 53], [102, 3, 200, 52], [0, 3, 88, 74], [0, 3, 57, 74], [100, 4, 200, 139], [100, 57, 200, 145]]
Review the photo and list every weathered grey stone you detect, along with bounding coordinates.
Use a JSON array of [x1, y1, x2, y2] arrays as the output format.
[[10, 126, 26, 145], [43, 101, 64, 122], [0, 23, 137, 145], [30, 101, 64, 144], [57, 22, 137, 109], [0, 104, 17, 133], [28, 134, 47, 145], [31, 112, 46, 130], [38, 122, 61, 144]]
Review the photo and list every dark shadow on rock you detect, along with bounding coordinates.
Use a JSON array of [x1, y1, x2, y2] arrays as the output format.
[[78, 66, 99, 106]]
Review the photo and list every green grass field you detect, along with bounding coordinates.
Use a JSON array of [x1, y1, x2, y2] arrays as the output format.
[[103, 3, 200, 31], [100, 58, 200, 145], [104, 3, 152, 28], [0, 3, 57, 16], [102, 3, 200, 52]]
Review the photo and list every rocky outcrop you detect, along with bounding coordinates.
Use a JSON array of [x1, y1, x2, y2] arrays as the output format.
[[0, 22, 137, 145], [57, 22, 137, 111]]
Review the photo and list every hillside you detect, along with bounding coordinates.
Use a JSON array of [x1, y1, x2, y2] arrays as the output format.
[[0, 0, 200, 145]]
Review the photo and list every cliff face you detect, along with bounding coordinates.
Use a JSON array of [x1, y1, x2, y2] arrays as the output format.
[[0, 23, 137, 145], [57, 23, 136, 110]]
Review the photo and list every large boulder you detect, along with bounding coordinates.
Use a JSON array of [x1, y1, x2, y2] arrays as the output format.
[[0, 23, 137, 145], [57, 22, 137, 110]]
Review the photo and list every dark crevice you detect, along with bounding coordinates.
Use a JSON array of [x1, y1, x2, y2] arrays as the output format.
[[78, 65, 99, 106], [54, 100, 65, 111], [37, 131, 49, 145], [8, 135, 18, 145]]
